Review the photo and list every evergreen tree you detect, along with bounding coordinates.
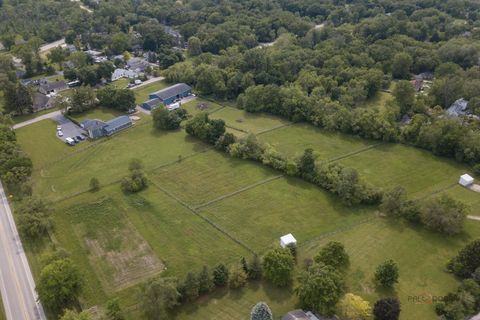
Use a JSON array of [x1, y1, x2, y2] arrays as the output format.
[[197, 266, 214, 294], [182, 272, 200, 301], [241, 257, 249, 275], [250, 302, 273, 320], [213, 263, 229, 286], [248, 255, 262, 280]]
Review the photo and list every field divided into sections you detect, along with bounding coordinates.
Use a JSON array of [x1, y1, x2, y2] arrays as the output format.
[[14, 106, 480, 320]]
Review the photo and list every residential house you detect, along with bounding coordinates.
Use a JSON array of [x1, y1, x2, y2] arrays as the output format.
[[80, 115, 133, 139], [446, 98, 469, 117], [112, 68, 138, 81], [127, 57, 150, 72], [148, 83, 192, 106], [39, 81, 68, 95], [32, 93, 53, 112]]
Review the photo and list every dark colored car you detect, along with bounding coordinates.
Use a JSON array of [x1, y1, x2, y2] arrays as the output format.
[[72, 137, 79, 143], [76, 135, 85, 141]]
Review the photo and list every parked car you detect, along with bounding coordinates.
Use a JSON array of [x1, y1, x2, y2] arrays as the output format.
[[65, 137, 75, 146], [58, 131, 64, 137], [76, 135, 85, 141], [57, 126, 62, 131], [72, 137, 79, 143]]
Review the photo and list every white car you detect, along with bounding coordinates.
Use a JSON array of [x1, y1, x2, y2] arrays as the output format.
[[58, 131, 64, 137], [57, 126, 62, 131]]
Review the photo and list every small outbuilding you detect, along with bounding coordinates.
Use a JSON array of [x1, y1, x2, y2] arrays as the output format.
[[280, 233, 297, 248], [142, 98, 162, 111], [459, 174, 474, 187], [281, 310, 321, 320]]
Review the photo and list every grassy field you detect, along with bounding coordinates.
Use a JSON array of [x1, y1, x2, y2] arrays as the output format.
[[13, 98, 480, 320], [338, 143, 469, 198], [199, 176, 376, 253], [182, 98, 224, 116], [259, 123, 376, 159], [150, 150, 277, 206], [16, 118, 209, 201], [209, 106, 289, 134], [134, 80, 169, 104], [299, 219, 480, 320], [69, 107, 125, 123]]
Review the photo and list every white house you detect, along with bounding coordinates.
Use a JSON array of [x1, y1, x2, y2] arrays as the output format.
[[111, 68, 138, 81], [459, 174, 474, 187], [280, 233, 297, 248]]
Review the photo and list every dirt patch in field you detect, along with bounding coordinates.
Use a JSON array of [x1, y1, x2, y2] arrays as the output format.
[[84, 225, 164, 292]]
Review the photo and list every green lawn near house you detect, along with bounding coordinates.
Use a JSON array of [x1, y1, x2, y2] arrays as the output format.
[[18, 118, 209, 201], [133, 80, 169, 104], [68, 107, 125, 123], [182, 98, 224, 116], [14, 119, 79, 167]]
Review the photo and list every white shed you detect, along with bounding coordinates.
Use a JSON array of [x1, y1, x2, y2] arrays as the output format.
[[459, 174, 474, 187], [280, 233, 297, 248]]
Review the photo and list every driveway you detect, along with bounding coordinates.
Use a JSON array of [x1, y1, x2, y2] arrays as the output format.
[[54, 115, 86, 142], [12, 110, 62, 130]]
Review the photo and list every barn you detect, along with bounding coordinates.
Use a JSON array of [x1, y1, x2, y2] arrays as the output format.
[[148, 83, 192, 106]]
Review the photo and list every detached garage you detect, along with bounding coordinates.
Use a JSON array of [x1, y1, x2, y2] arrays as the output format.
[[148, 83, 192, 106]]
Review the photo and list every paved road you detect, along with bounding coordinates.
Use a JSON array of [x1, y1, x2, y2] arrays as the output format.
[[0, 181, 46, 320], [130, 76, 165, 90], [39, 38, 65, 53], [12, 110, 62, 130]]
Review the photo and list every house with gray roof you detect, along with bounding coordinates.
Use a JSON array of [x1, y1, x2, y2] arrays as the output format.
[[80, 115, 132, 139], [32, 93, 53, 112], [446, 98, 469, 117], [147, 83, 192, 107], [39, 81, 68, 95], [127, 57, 150, 72]]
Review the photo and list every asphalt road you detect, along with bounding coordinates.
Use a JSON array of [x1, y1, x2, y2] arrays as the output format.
[[0, 181, 46, 320], [12, 110, 62, 130], [39, 38, 65, 53]]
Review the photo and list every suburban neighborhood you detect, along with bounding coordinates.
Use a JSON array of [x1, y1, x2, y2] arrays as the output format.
[[0, 1, 480, 320]]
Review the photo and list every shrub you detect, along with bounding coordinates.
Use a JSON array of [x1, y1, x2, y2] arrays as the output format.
[[374, 260, 399, 288], [229, 266, 247, 289], [314, 241, 349, 269], [262, 248, 295, 287]]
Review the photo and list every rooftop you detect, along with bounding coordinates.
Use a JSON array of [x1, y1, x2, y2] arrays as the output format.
[[151, 83, 191, 101]]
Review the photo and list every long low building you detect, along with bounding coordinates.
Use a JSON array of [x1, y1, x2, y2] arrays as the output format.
[[145, 83, 192, 108], [81, 115, 133, 139]]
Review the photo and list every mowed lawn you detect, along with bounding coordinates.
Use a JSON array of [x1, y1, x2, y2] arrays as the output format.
[[150, 150, 278, 207], [17, 118, 210, 201], [69, 107, 125, 123], [47, 185, 250, 308], [133, 80, 169, 104], [339, 143, 469, 198], [200, 176, 376, 253], [259, 123, 375, 159], [15, 119, 81, 167], [299, 218, 480, 320], [210, 106, 289, 134], [182, 98, 224, 116]]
